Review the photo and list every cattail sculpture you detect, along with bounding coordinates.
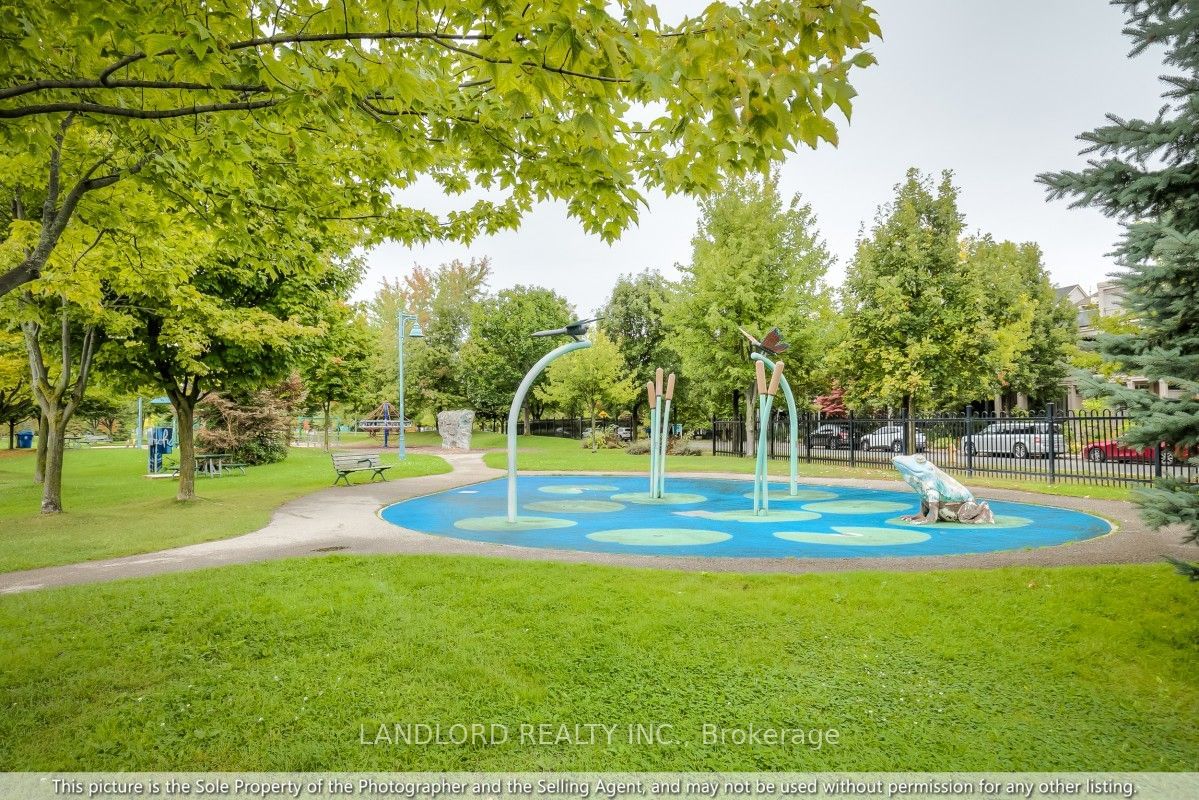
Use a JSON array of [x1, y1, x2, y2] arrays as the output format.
[[753, 359, 784, 515]]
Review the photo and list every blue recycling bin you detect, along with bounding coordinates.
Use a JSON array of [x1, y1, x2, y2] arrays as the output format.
[[16, 430, 34, 449], [148, 426, 174, 473]]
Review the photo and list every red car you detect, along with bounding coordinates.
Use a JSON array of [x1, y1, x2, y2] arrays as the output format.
[[1082, 439, 1189, 466]]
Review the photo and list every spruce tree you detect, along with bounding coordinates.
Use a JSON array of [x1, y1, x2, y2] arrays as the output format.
[[1040, 0, 1199, 577]]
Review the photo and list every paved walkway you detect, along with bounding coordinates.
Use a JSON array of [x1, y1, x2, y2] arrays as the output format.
[[1, 451, 1191, 594]]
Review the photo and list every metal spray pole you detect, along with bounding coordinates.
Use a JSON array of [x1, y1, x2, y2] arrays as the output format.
[[752, 361, 767, 514], [659, 372, 675, 498], [751, 353, 798, 496], [646, 381, 658, 498]]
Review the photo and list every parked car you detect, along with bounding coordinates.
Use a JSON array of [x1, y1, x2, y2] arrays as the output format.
[[614, 426, 633, 442], [858, 425, 926, 452], [810, 423, 851, 449], [1081, 439, 1188, 466], [961, 421, 1064, 459]]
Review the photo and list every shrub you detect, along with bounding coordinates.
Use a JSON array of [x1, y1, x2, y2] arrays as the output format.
[[196, 374, 305, 465]]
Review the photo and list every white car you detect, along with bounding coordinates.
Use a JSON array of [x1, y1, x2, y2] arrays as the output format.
[[858, 425, 926, 452], [960, 421, 1065, 459]]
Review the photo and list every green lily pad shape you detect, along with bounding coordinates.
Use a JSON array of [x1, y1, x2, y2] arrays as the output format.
[[676, 509, 820, 523], [884, 514, 1033, 529], [454, 516, 576, 532], [524, 500, 624, 513], [539, 484, 621, 495], [587, 528, 731, 546], [801, 499, 914, 515], [774, 527, 930, 546], [740, 489, 838, 501], [611, 492, 707, 505]]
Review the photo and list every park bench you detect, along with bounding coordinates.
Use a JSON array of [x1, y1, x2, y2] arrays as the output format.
[[331, 451, 393, 486]]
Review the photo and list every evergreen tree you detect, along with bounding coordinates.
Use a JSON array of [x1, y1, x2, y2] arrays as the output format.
[[1040, 0, 1199, 577], [834, 169, 994, 446]]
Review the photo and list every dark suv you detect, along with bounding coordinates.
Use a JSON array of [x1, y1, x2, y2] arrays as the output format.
[[810, 423, 851, 449]]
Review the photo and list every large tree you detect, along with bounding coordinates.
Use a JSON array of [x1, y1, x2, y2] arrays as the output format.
[[302, 305, 377, 450], [368, 258, 491, 422], [460, 286, 573, 430], [834, 169, 994, 448], [1, 1, 881, 298], [966, 236, 1077, 407], [667, 174, 835, 455], [1039, 0, 1199, 576], [600, 270, 675, 438], [100, 216, 361, 500]]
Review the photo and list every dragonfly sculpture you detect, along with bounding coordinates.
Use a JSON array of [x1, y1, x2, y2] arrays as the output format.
[[738, 325, 790, 355], [532, 317, 602, 341]]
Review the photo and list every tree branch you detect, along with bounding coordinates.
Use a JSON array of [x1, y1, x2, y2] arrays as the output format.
[[0, 98, 280, 120]]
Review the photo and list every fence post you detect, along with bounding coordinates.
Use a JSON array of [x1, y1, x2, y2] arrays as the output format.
[[1046, 402, 1056, 484], [711, 417, 716, 457], [965, 405, 974, 478], [805, 412, 812, 464], [1155, 436, 1163, 479], [849, 410, 856, 469]]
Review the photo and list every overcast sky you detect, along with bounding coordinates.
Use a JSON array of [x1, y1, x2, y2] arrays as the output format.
[[359, 0, 1167, 316]]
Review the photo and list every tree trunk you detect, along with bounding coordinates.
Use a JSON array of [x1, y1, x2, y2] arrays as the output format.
[[173, 398, 197, 501], [40, 410, 67, 513], [522, 403, 531, 436], [630, 401, 640, 441], [590, 402, 598, 453], [323, 400, 332, 451], [22, 309, 99, 512], [745, 381, 757, 458], [7, 420, 12, 450], [34, 413, 48, 483]]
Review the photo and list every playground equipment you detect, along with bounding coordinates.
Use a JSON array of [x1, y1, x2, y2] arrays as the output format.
[[645, 367, 676, 499], [358, 402, 405, 448], [752, 359, 785, 515], [294, 416, 343, 447], [147, 426, 174, 474], [506, 317, 599, 522]]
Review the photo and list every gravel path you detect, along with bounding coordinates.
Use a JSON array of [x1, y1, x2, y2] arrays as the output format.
[[1, 451, 1190, 595]]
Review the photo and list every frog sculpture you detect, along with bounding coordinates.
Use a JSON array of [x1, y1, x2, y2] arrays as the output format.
[[891, 454, 995, 525]]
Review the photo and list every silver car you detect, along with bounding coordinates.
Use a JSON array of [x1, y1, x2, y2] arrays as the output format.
[[858, 425, 927, 452], [961, 421, 1065, 459]]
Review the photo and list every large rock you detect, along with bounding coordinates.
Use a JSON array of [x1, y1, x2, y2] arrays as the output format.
[[437, 410, 475, 450]]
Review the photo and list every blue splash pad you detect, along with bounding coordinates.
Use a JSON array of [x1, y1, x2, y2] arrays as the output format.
[[379, 475, 1111, 559]]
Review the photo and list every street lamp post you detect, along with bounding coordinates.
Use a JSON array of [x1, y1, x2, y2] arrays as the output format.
[[396, 308, 424, 459]]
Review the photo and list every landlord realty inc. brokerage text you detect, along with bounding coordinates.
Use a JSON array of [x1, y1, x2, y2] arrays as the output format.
[[359, 723, 838, 749]]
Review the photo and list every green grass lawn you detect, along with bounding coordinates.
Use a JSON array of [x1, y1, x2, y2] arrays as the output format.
[[476, 432, 1134, 501], [0, 556, 1194, 770], [0, 447, 450, 574]]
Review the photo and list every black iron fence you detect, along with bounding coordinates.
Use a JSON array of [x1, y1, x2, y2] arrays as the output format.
[[711, 406, 1197, 487], [498, 417, 588, 439]]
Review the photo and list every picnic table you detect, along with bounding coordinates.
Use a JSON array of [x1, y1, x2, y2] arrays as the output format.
[[170, 453, 247, 478], [65, 434, 110, 448]]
